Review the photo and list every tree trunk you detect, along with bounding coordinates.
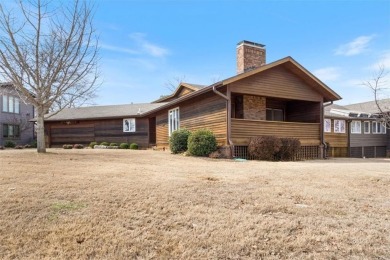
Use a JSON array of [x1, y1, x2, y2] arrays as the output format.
[[36, 108, 46, 153]]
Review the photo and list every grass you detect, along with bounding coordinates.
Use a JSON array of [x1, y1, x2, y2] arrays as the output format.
[[0, 149, 389, 259]]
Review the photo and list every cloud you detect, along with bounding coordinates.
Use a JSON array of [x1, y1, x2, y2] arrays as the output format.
[[129, 33, 170, 58], [313, 67, 341, 82], [371, 51, 390, 69], [334, 35, 375, 56], [100, 43, 139, 55]]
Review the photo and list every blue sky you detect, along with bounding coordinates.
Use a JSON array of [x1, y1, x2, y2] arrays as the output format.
[[94, 0, 390, 106], [32, 1, 390, 105]]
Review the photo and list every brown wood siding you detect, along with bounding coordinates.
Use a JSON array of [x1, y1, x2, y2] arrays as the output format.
[[324, 119, 348, 148], [46, 118, 150, 148], [231, 118, 320, 146], [155, 92, 227, 148], [229, 66, 323, 102], [178, 88, 193, 97]]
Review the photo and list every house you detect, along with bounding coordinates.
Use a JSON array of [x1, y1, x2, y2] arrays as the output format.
[[324, 100, 389, 158], [44, 40, 342, 159], [0, 83, 35, 145]]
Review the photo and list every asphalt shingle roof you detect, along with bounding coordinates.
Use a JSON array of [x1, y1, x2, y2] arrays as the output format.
[[45, 103, 168, 121], [344, 99, 390, 114]]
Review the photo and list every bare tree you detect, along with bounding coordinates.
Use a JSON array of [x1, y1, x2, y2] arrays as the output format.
[[362, 65, 390, 128], [0, 0, 99, 153], [164, 75, 186, 92]]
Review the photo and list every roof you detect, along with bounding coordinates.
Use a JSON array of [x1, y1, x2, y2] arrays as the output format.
[[152, 82, 206, 103], [44, 103, 168, 121], [344, 98, 390, 114], [222, 56, 341, 102], [324, 103, 377, 120]]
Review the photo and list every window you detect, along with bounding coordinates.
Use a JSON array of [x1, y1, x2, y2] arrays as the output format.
[[350, 121, 361, 134], [2, 124, 20, 138], [372, 121, 387, 134], [334, 120, 346, 133], [2, 95, 20, 114], [168, 107, 180, 136], [364, 121, 370, 134], [266, 108, 284, 121], [123, 118, 136, 132], [324, 119, 331, 133]]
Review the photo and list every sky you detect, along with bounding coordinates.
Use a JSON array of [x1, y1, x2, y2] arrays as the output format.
[[4, 0, 390, 106]]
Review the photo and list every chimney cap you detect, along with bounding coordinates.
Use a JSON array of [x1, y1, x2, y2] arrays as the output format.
[[237, 40, 265, 48]]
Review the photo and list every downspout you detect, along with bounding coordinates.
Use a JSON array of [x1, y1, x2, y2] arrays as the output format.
[[212, 84, 234, 158], [322, 101, 333, 159]]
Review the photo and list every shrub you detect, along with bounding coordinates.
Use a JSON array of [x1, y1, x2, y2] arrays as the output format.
[[248, 136, 282, 161], [4, 140, 16, 148], [30, 140, 37, 148], [63, 144, 73, 149], [14, 145, 24, 149], [89, 142, 98, 148], [188, 129, 217, 156], [276, 138, 301, 161], [24, 144, 32, 149], [100, 142, 109, 146], [169, 129, 191, 154], [73, 144, 84, 149], [119, 143, 129, 149], [0, 146, 4, 150], [129, 143, 138, 150], [109, 143, 118, 147]]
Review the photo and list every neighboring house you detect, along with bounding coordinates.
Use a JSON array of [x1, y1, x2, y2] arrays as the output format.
[[0, 83, 35, 145], [324, 102, 389, 158], [44, 40, 342, 159]]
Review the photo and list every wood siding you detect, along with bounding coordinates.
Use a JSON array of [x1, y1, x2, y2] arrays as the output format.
[[350, 132, 388, 147], [46, 118, 150, 148], [231, 118, 320, 146], [229, 66, 323, 102], [156, 92, 227, 148], [324, 119, 348, 148]]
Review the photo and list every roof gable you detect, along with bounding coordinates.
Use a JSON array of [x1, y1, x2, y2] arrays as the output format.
[[223, 57, 341, 102], [153, 82, 206, 103]]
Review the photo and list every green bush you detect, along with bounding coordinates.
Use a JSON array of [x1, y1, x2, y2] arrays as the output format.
[[119, 143, 129, 149], [100, 142, 109, 146], [276, 138, 301, 161], [4, 140, 16, 148], [129, 143, 138, 150], [89, 141, 98, 148], [248, 136, 282, 161], [169, 129, 191, 154], [109, 143, 118, 147], [63, 144, 73, 149], [73, 144, 84, 149], [30, 140, 37, 148], [188, 129, 217, 156]]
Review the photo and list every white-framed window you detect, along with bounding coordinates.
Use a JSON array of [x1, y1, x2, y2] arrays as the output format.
[[334, 120, 346, 133], [363, 121, 370, 134], [324, 119, 331, 133], [2, 95, 20, 114], [168, 107, 180, 136], [123, 118, 136, 132], [372, 121, 387, 134], [351, 121, 361, 134]]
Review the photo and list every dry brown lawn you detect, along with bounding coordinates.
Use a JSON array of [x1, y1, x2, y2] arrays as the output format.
[[0, 149, 389, 259]]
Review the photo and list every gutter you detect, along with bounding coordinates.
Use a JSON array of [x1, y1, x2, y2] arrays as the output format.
[[212, 85, 235, 158], [322, 101, 333, 158]]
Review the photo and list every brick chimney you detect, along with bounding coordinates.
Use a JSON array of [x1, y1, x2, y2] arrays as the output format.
[[236, 40, 266, 74]]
